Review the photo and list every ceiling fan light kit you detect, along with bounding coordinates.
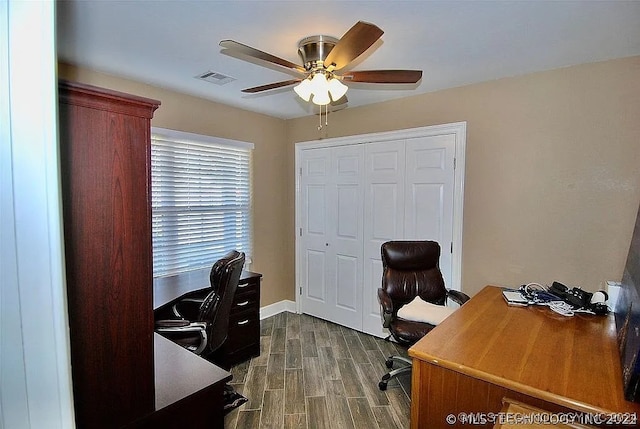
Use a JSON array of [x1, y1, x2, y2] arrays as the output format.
[[294, 71, 348, 106], [220, 21, 422, 127]]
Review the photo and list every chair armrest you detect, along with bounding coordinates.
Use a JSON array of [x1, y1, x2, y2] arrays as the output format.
[[377, 288, 394, 328], [155, 321, 208, 354], [155, 319, 190, 328], [446, 289, 470, 306]]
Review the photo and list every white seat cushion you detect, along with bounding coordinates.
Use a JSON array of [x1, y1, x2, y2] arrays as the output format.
[[397, 296, 456, 326]]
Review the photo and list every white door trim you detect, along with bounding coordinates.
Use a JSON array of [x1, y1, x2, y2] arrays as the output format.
[[295, 122, 467, 315]]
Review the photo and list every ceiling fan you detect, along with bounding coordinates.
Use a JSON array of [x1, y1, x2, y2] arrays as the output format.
[[219, 21, 423, 107]]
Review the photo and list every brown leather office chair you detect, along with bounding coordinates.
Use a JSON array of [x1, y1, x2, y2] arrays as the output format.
[[377, 240, 469, 390], [155, 250, 245, 361]]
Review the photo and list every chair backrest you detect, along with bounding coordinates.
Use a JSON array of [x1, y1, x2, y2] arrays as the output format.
[[381, 240, 446, 308], [198, 250, 245, 354]]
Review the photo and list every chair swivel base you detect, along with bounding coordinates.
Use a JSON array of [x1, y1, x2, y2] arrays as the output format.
[[378, 355, 412, 391]]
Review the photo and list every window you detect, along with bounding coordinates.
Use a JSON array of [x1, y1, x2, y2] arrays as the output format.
[[151, 127, 253, 280]]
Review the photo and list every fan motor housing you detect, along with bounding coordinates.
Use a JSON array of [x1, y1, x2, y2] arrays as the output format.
[[298, 35, 339, 70]]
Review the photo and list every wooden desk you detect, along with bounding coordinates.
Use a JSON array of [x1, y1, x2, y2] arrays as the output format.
[[409, 286, 640, 428], [154, 269, 261, 310]]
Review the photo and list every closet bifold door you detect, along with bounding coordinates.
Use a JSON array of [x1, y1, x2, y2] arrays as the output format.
[[299, 144, 364, 331], [362, 139, 406, 336], [296, 123, 464, 338], [58, 81, 160, 429]]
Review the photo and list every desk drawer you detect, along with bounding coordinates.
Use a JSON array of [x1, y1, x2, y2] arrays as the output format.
[[231, 292, 259, 314], [225, 310, 260, 360], [220, 272, 261, 367]]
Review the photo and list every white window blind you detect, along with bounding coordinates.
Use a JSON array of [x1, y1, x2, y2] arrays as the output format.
[[151, 128, 253, 278]]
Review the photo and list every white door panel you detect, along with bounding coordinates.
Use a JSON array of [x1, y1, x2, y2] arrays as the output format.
[[300, 148, 332, 319], [405, 135, 455, 289], [362, 140, 405, 336], [306, 250, 327, 301], [328, 145, 364, 329], [300, 145, 363, 330]]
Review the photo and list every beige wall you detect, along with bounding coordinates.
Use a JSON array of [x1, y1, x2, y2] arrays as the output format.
[[60, 56, 640, 303], [287, 56, 640, 297], [58, 63, 294, 307]]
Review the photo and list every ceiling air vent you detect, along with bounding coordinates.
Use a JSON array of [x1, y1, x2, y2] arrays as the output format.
[[195, 70, 236, 85]]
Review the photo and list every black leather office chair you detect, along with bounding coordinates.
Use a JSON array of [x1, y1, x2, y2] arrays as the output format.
[[377, 240, 469, 390], [155, 250, 245, 360]]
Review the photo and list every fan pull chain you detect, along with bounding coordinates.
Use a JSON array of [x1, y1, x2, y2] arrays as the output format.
[[317, 104, 330, 131]]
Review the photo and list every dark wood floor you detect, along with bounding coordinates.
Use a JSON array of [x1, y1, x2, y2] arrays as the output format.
[[224, 312, 411, 429]]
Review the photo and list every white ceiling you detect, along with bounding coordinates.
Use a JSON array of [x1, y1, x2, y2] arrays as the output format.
[[56, 1, 640, 120]]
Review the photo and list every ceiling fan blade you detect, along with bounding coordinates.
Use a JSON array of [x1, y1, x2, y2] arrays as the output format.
[[323, 21, 384, 71], [220, 40, 306, 74], [241, 79, 301, 93], [341, 70, 423, 84]]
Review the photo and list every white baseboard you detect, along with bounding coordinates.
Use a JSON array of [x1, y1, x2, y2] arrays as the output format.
[[260, 299, 297, 320]]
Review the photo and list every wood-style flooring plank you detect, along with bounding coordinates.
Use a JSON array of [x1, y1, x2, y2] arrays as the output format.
[[266, 352, 285, 389], [372, 405, 403, 429], [224, 313, 411, 429], [260, 389, 284, 429], [317, 346, 340, 380], [242, 365, 267, 410], [284, 369, 305, 414], [285, 338, 302, 369], [307, 396, 331, 429], [348, 397, 378, 429], [303, 356, 325, 397], [283, 413, 306, 429], [356, 362, 390, 406], [301, 331, 318, 357], [336, 358, 366, 398], [251, 336, 271, 367], [270, 327, 286, 353], [329, 330, 352, 359], [235, 409, 261, 429], [324, 380, 356, 429], [344, 332, 372, 363]]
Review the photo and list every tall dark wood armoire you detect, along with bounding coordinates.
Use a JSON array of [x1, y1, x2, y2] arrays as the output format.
[[58, 81, 160, 428]]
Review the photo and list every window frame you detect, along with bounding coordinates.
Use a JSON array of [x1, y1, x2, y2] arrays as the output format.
[[150, 127, 253, 290]]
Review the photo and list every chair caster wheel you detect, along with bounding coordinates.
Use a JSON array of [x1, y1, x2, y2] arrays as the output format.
[[385, 359, 394, 368], [378, 381, 388, 391]]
